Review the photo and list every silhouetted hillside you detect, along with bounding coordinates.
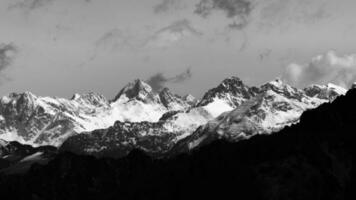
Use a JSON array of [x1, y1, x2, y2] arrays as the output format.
[[1, 89, 356, 200]]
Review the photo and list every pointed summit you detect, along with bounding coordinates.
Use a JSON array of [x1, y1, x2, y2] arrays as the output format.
[[261, 78, 288, 91], [198, 76, 258, 107], [114, 79, 158, 102], [260, 79, 304, 101], [158, 88, 189, 110], [5, 91, 38, 109], [159, 88, 175, 106]]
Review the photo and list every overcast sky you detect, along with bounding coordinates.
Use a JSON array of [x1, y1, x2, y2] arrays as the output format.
[[1, 0, 356, 99]]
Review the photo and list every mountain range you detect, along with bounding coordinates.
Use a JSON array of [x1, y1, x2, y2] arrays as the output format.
[[0, 76, 347, 159], [1, 86, 356, 200]]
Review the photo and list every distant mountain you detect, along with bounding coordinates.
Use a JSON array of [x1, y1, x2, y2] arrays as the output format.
[[1, 89, 356, 200], [60, 78, 346, 157]]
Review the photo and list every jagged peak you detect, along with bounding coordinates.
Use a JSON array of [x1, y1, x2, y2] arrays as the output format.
[[262, 78, 287, 89], [303, 83, 346, 101], [72, 92, 106, 100], [71, 93, 81, 100], [197, 76, 258, 107], [158, 87, 190, 109], [305, 83, 346, 94], [71, 92, 108, 106], [2, 91, 38, 104], [260, 78, 299, 95], [114, 79, 154, 101], [183, 94, 196, 102], [220, 76, 244, 87], [159, 87, 171, 94]]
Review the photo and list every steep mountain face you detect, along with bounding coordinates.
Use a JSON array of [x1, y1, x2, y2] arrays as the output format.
[[0, 80, 193, 147], [2, 89, 356, 200], [159, 88, 191, 110], [60, 78, 346, 157], [197, 76, 260, 107]]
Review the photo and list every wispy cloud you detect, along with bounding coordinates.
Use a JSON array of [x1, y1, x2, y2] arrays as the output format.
[[95, 29, 138, 52], [153, 0, 186, 14], [258, 0, 330, 30], [146, 19, 202, 48], [195, 0, 253, 30], [9, 0, 92, 11], [0, 43, 18, 72], [0, 43, 18, 84], [283, 50, 356, 88], [147, 68, 192, 92], [9, 0, 55, 11]]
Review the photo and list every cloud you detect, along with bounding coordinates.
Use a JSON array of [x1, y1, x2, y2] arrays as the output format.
[[258, 0, 330, 30], [147, 68, 192, 91], [78, 28, 139, 67], [146, 19, 202, 48], [9, 0, 91, 11], [283, 51, 356, 88], [195, 0, 253, 30], [153, 0, 185, 14], [95, 29, 138, 52], [0, 43, 17, 72], [259, 49, 272, 61], [9, 0, 55, 10]]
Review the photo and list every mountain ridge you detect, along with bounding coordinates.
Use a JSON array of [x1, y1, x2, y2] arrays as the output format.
[[60, 78, 347, 157], [0, 77, 347, 158]]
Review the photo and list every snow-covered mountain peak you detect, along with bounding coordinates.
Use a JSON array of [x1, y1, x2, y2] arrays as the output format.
[[262, 78, 291, 91], [265, 78, 284, 88], [158, 88, 188, 110], [72, 92, 109, 107], [304, 83, 346, 101], [183, 94, 197, 105], [71, 93, 81, 100], [114, 79, 156, 103], [197, 76, 259, 107], [8, 91, 37, 102], [260, 79, 304, 102], [0, 92, 39, 113], [221, 76, 244, 86]]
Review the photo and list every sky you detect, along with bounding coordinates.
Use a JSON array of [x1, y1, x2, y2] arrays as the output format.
[[1, 0, 356, 99]]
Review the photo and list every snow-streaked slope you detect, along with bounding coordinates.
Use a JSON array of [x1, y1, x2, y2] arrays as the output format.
[[160, 76, 260, 137], [183, 80, 347, 149], [0, 80, 193, 147]]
